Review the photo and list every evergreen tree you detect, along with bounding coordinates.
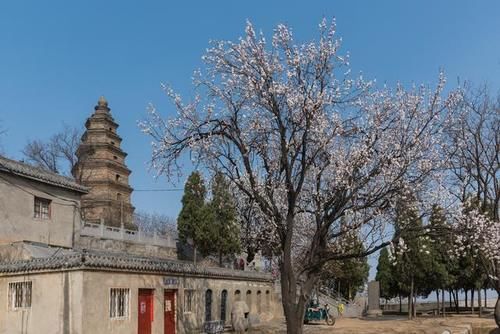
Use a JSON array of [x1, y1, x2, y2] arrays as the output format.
[[427, 204, 453, 315], [321, 232, 369, 301], [376, 247, 396, 302], [208, 172, 241, 265], [177, 171, 214, 262], [391, 196, 432, 318]]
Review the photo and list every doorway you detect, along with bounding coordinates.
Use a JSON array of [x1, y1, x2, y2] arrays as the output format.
[[164, 290, 177, 334], [138, 289, 154, 334]]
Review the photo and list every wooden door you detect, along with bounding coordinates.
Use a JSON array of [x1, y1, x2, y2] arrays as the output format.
[[164, 290, 176, 334], [138, 289, 154, 334]]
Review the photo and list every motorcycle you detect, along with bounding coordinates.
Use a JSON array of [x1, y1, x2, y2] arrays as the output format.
[[304, 301, 335, 326]]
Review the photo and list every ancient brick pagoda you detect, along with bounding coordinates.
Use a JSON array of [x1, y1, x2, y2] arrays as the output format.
[[72, 96, 135, 228]]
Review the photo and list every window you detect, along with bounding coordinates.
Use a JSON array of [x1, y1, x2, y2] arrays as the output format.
[[205, 289, 212, 321], [117, 193, 122, 201], [234, 290, 241, 301], [220, 290, 228, 323], [113, 155, 118, 160], [246, 290, 252, 308], [257, 291, 262, 313], [265, 290, 270, 311], [115, 174, 121, 182], [9, 281, 32, 309], [184, 289, 194, 313], [34, 197, 51, 219], [110, 288, 129, 319]]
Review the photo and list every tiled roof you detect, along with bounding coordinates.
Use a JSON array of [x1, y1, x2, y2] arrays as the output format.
[[0, 249, 273, 282], [0, 155, 88, 193]]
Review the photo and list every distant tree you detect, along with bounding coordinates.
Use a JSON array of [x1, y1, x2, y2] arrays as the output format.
[[321, 233, 369, 301], [208, 172, 241, 265], [177, 171, 214, 263], [133, 211, 176, 235], [23, 124, 82, 175], [0, 121, 6, 153]]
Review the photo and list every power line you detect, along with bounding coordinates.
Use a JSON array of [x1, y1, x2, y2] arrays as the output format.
[[134, 188, 184, 192]]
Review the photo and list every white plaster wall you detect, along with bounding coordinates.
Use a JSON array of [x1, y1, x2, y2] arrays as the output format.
[[0, 173, 81, 248], [80, 271, 276, 334], [0, 271, 83, 334]]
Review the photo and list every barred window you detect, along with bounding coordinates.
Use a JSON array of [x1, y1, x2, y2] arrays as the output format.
[[9, 281, 32, 309], [184, 289, 194, 312], [110, 288, 129, 319], [34, 197, 51, 219]]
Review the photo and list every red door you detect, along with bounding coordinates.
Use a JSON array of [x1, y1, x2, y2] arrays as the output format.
[[138, 289, 154, 334], [164, 290, 176, 334]]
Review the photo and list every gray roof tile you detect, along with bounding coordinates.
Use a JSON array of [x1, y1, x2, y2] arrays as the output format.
[[0, 155, 88, 193], [0, 248, 273, 282]]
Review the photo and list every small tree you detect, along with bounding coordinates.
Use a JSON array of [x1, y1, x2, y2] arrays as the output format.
[[209, 172, 241, 265], [177, 171, 214, 263]]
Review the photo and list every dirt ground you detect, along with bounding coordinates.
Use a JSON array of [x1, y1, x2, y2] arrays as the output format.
[[250, 315, 499, 334]]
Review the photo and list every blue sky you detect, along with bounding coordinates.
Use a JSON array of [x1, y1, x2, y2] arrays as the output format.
[[1, 1, 499, 276]]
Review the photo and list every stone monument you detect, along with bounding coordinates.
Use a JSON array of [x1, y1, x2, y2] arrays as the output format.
[[366, 280, 383, 317]]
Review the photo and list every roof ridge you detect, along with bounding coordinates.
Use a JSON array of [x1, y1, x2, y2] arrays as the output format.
[[0, 154, 88, 193], [0, 249, 273, 281]]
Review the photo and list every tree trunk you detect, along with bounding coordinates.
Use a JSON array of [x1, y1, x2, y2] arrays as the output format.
[[219, 250, 222, 267], [484, 288, 487, 308], [477, 288, 481, 317], [409, 275, 414, 320], [471, 289, 474, 313], [408, 295, 411, 320], [442, 289, 445, 317], [399, 295, 402, 313], [495, 296, 500, 328], [449, 290, 452, 310], [465, 289, 468, 309], [453, 290, 459, 313], [279, 217, 318, 334], [193, 245, 197, 265], [413, 295, 417, 318], [436, 290, 440, 316]]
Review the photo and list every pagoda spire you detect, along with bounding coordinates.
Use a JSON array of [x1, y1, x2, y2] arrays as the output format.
[[73, 97, 135, 228]]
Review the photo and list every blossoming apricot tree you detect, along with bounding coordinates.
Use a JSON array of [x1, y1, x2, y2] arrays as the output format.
[[140, 20, 460, 333]]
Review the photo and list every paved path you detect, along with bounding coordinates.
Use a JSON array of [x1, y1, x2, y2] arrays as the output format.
[[250, 315, 498, 334]]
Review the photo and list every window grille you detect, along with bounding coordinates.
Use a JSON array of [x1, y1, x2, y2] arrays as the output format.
[[110, 288, 129, 319], [9, 281, 32, 309], [34, 197, 51, 219]]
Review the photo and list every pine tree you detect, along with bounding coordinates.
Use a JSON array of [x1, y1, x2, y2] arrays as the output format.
[[428, 204, 453, 315], [177, 171, 214, 263], [208, 172, 241, 266], [392, 196, 432, 319], [376, 247, 396, 302]]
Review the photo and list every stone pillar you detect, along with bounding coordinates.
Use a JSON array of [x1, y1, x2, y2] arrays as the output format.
[[366, 280, 383, 317]]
